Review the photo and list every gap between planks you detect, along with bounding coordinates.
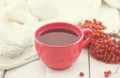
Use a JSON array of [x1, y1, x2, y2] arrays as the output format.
[[118, 9, 120, 18], [1, 70, 7, 78], [88, 50, 91, 78]]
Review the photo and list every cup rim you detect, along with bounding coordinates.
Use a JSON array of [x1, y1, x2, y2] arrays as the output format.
[[34, 22, 84, 47]]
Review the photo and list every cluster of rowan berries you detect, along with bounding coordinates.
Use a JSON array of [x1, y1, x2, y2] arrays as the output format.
[[78, 19, 120, 63]]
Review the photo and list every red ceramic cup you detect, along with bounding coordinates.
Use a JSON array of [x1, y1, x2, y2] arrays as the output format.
[[34, 22, 93, 70]]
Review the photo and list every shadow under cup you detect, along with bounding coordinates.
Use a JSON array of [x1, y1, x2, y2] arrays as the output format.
[[34, 22, 93, 70]]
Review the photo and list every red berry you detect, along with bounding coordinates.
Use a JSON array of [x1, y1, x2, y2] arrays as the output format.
[[79, 72, 84, 77], [104, 71, 109, 77], [104, 70, 112, 77]]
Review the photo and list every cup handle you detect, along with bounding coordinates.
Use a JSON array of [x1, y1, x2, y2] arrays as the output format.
[[82, 28, 93, 48]]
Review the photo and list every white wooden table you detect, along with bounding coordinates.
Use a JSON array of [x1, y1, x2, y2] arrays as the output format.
[[0, 4, 120, 78]]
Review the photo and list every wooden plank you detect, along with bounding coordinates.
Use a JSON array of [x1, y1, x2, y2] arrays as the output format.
[[90, 4, 120, 78], [90, 57, 120, 78], [4, 60, 47, 78], [0, 71, 4, 78], [46, 49, 90, 78]]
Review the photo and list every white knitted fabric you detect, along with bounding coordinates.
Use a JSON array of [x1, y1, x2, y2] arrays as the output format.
[[0, 0, 119, 70], [104, 0, 120, 9]]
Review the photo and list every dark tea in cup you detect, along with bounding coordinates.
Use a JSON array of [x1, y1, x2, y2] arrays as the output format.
[[38, 28, 80, 46]]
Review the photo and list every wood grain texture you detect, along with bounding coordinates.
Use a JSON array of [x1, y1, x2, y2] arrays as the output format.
[[4, 60, 47, 78]]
